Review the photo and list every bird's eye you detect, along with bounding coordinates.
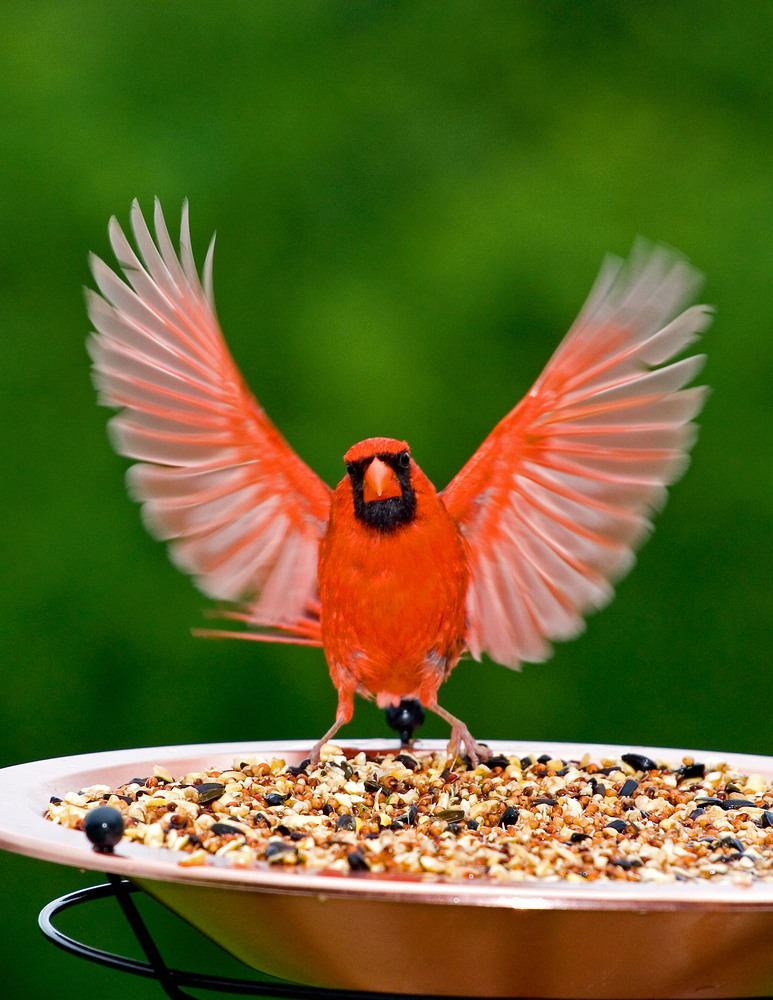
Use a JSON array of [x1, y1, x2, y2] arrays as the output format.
[[346, 462, 357, 476], [398, 451, 410, 468]]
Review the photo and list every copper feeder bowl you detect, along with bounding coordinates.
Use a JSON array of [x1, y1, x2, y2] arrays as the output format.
[[1, 739, 772, 999]]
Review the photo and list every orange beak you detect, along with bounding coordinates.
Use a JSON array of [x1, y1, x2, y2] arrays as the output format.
[[363, 457, 402, 503]]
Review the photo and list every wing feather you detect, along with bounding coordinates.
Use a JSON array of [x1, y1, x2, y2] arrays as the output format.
[[442, 243, 711, 668], [88, 200, 331, 642]]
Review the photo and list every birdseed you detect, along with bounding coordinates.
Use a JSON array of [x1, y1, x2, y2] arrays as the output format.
[[45, 747, 773, 885]]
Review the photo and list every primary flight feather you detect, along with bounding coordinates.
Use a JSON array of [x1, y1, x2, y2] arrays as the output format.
[[87, 201, 711, 763]]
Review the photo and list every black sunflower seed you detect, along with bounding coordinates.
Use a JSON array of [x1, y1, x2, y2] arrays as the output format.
[[570, 831, 591, 842], [436, 809, 465, 823], [485, 755, 510, 770], [211, 822, 241, 836], [676, 762, 705, 781], [720, 836, 745, 853], [264, 792, 288, 807], [609, 857, 635, 869], [532, 797, 558, 806], [622, 753, 658, 772], [336, 813, 356, 831], [396, 754, 419, 771], [499, 806, 519, 827], [363, 777, 381, 793], [195, 782, 225, 804], [606, 819, 628, 833], [618, 779, 639, 798], [696, 796, 759, 811], [760, 810, 773, 829], [408, 803, 418, 825], [347, 851, 370, 871], [264, 841, 294, 859], [288, 830, 307, 841], [285, 759, 311, 777]]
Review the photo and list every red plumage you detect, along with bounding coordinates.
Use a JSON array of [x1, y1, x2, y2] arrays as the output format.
[[88, 201, 711, 763], [319, 437, 469, 750]]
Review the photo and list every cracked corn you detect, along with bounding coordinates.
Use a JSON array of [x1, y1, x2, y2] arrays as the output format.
[[45, 747, 773, 885]]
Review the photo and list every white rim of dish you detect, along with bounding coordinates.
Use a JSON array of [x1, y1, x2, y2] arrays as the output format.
[[2, 739, 772, 911]]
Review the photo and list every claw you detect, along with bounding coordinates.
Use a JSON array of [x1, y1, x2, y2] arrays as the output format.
[[448, 722, 489, 768], [427, 700, 489, 768], [309, 718, 347, 766]]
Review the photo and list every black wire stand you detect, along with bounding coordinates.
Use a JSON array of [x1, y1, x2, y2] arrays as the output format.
[[39, 874, 482, 1000]]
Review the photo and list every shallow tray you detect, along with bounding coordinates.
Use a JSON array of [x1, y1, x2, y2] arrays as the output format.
[[1, 739, 772, 998]]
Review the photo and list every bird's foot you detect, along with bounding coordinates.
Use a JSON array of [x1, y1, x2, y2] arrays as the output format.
[[309, 717, 347, 766], [447, 723, 489, 768], [427, 701, 489, 768]]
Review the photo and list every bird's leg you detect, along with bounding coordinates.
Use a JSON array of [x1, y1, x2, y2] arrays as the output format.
[[309, 688, 355, 765], [308, 718, 345, 766], [427, 701, 489, 767]]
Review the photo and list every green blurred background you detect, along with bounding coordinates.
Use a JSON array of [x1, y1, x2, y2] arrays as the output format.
[[1, 2, 771, 996]]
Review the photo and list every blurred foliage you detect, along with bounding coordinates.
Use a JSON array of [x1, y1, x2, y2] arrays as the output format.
[[1, 2, 772, 997]]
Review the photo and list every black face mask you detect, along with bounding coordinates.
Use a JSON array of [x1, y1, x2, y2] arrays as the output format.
[[347, 450, 416, 531]]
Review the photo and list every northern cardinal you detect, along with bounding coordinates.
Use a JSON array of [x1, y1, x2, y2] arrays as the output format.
[[87, 201, 710, 764]]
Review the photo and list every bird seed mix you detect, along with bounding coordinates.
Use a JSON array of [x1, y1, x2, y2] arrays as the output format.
[[45, 746, 773, 885]]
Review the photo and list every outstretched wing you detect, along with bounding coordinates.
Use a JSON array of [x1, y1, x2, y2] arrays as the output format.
[[87, 199, 331, 643], [441, 243, 711, 668]]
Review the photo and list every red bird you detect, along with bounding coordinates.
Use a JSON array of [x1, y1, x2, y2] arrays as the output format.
[[87, 201, 711, 764]]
